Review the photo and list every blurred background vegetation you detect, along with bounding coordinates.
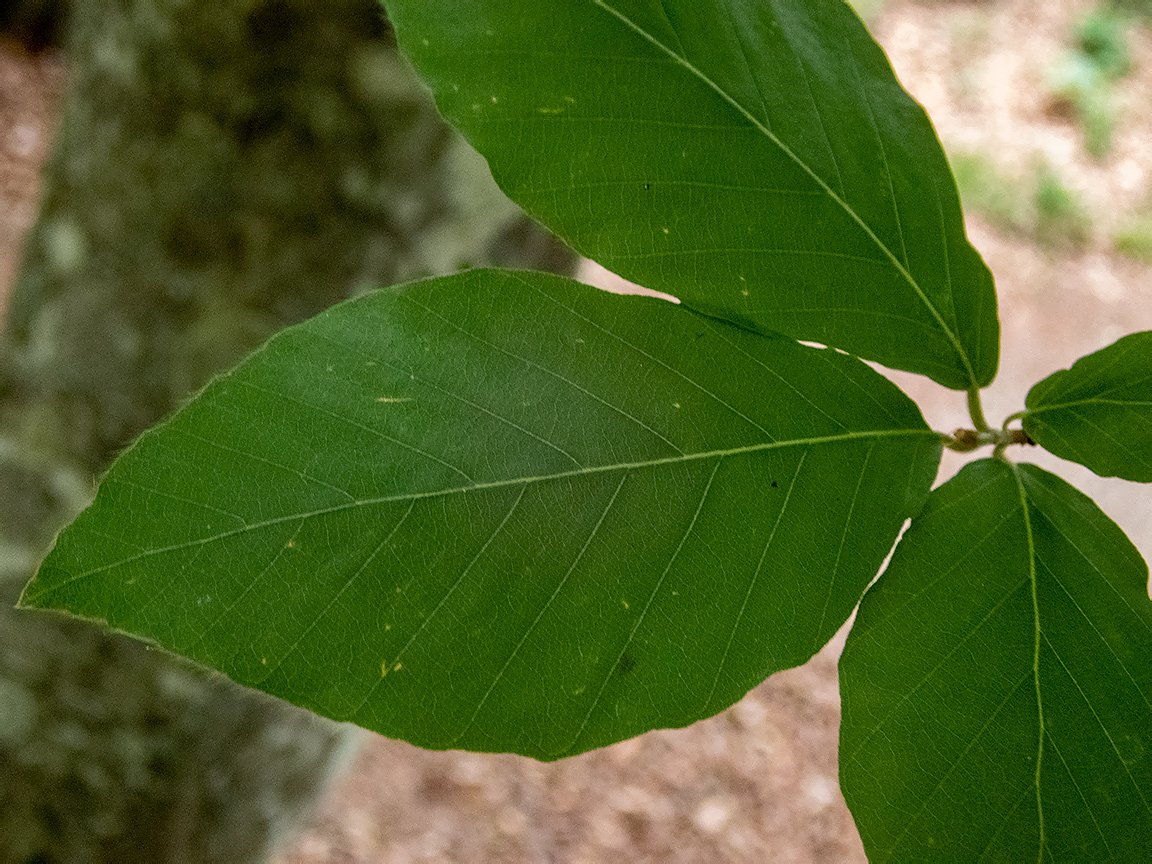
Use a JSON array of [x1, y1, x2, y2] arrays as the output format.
[[849, 0, 1152, 261]]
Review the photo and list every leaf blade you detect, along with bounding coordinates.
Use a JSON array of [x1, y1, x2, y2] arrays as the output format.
[[1023, 331, 1152, 481], [23, 269, 940, 759], [840, 459, 1152, 861], [386, 0, 999, 388]]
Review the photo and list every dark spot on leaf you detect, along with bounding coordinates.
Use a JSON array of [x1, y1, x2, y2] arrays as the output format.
[[615, 652, 636, 676], [771, 481, 778, 488]]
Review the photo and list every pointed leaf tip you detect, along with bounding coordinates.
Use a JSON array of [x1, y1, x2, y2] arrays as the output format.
[[386, 0, 999, 389], [26, 269, 941, 759]]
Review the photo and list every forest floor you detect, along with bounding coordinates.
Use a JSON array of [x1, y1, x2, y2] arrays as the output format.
[[2, 1, 1150, 862]]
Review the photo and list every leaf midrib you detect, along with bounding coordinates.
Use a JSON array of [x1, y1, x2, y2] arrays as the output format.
[[33, 428, 934, 593], [591, 0, 976, 388], [1010, 463, 1047, 863]]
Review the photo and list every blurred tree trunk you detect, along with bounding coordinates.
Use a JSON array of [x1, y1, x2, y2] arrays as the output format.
[[0, 1, 571, 861]]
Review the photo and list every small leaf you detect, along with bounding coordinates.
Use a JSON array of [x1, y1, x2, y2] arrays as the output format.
[[386, 0, 999, 389], [841, 459, 1152, 861], [22, 270, 940, 760], [1023, 331, 1152, 481]]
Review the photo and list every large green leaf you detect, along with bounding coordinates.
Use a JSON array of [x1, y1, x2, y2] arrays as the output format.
[[22, 270, 940, 759], [1023, 331, 1152, 482], [840, 459, 1152, 861], [385, 0, 999, 389]]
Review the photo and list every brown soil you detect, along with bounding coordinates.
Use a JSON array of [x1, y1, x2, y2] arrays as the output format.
[[2, 3, 1149, 862], [0, 37, 63, 311], [277, 635, 861, 863], [876, 0, 1152, 236]]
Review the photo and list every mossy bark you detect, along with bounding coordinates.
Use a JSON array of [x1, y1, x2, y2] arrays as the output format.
[[0, 1, 571, 861]]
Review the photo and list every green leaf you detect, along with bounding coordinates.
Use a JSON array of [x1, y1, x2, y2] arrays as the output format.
[[1023, 331, 1152, 482], [385, 0, 999, 389], [840, 459, 1152, 861], [22, 269, 940, 759]]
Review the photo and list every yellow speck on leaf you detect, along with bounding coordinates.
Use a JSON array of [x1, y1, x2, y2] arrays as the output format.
[[261, 658, 267, 665], [622, 599, 630, 609], [394, 662, 403, 672], [286, 539, 295, 548], [662, 227, 670, 234], [673, 402, 680, 408], [376, 397, 412, 403], [741, 289, 749, 296]]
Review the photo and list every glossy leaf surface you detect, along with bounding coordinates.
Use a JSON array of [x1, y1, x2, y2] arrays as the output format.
[[22, 270, 940, 759], [385, 0, 999, 389], [841, 459, 1152, 861], [1023, 331, 1152, 482]]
